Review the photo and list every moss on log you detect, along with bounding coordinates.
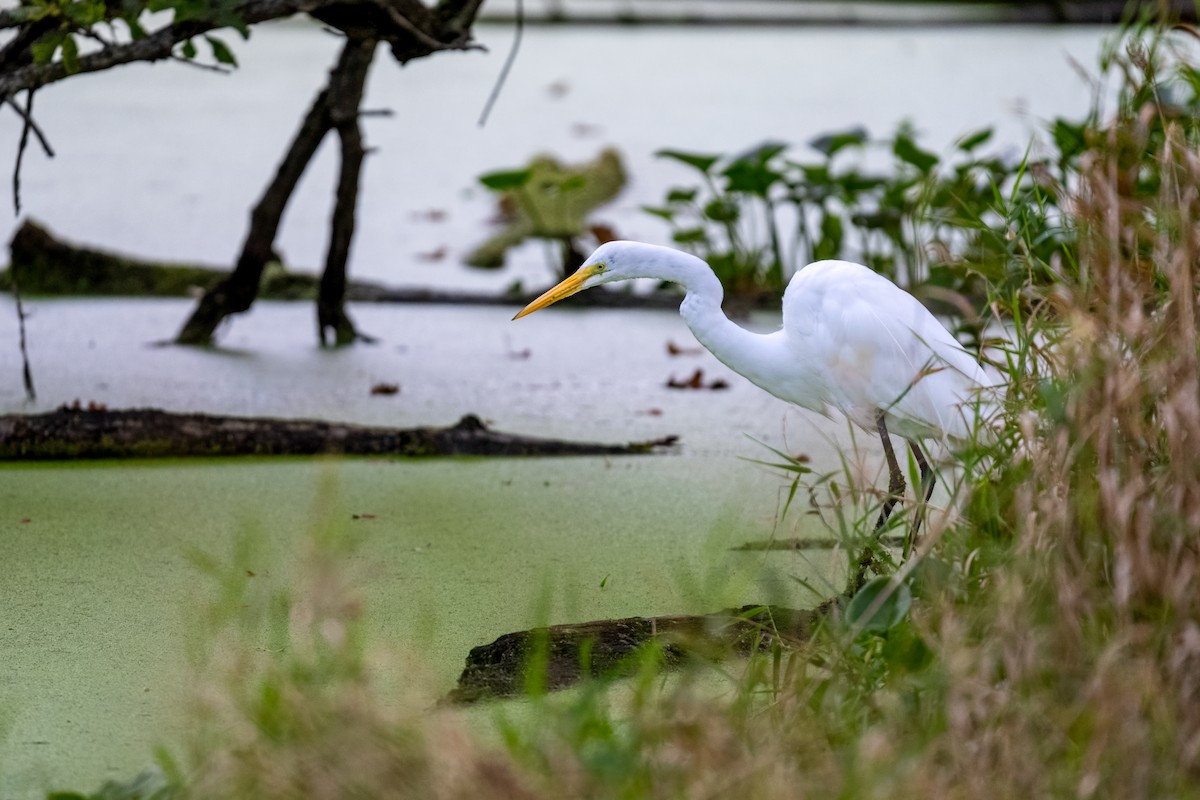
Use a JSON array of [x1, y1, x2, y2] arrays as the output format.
[[447, 602, 832, 704], [0, 219, 334, 300], [0, 407, 678, 460]]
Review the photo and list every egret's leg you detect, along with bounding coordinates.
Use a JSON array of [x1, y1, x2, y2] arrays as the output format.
[[848, 414, 907, 593], [873, 414, 906, 532], [906, 440, 936, 558]]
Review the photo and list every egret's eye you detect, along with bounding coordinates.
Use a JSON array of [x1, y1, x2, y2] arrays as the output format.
[[594, 263, 606, 273]]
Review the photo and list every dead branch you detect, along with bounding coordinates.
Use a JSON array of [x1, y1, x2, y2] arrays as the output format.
[[0, 407, 679, 459]]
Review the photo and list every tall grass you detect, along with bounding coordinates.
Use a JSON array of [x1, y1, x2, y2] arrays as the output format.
[[58, 25, 1200, 800]]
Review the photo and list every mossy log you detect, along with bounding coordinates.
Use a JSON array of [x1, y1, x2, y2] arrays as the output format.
[[448, 602, 832, 704], [1, 219, 338, 300], [0, 407, 678, 460], [731, 536, 905, 551]]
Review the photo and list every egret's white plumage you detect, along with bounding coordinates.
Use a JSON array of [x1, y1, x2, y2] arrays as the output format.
[[514, 240, 997, 545]]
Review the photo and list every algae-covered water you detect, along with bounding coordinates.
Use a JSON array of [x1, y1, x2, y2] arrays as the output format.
[[0, 457, 837, 796], [0, 296, 859, 797]]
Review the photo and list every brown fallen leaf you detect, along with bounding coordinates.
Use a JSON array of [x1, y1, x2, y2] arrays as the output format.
[[370, 383, 400, 396], [589, 224, 618, 244], [666, 340, 703, 356], [417, 246, 448, 262], [667, 369, 729, 391]]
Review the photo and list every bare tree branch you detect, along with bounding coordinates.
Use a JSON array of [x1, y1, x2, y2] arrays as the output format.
[[0, 0, 321, 100], [12, 89, 36, 213], [477, 0, 522, 126], [4, 96, 54, 157]]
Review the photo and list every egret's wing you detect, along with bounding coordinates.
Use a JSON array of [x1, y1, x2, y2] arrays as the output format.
[[784, 261, 993, 440]]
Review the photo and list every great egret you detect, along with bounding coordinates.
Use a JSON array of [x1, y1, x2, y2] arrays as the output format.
[[514, 241, 995, 564]]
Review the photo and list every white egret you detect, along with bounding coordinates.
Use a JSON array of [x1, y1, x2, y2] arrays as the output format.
[[514, 241, 997, 560]]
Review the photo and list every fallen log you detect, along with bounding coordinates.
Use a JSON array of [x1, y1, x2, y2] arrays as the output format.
[[0, 407, 678, 460], [732, 536, 905, 552], [447, 602, 834, 704]]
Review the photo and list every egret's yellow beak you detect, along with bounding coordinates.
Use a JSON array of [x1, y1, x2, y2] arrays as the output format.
[[512, 265, 601, 320]]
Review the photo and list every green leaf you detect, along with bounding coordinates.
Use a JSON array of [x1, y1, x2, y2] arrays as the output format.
[[478, 168, 532, 191], [641, 205, 676, 222], [205, 35, 237, 66], [655, 149, 720, 175], [813, 213, 843, 261], [846, 576, 912, 633], [729, 139, 788, 166], [666, 187, 698, 204], [557, 174, 586, 192], [181, 38, 197, 60], [894, 134, 938, 173], [808, 126, 869, 157], [956, 127, 994, 152], [723, 161, 784, 196], [671, 227, 709, 245], [124, 15, 146, 40], [1051, 118, 1088, 162], [59, 35, 79, 73], [63, 1, 104, 26], [703, 197, 739, 223], [30, 32, 64, 65], [6, 5, 52, 22]]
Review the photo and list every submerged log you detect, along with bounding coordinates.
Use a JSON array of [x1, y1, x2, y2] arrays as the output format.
[[732, 536, 905, 552], [0, 407, 678, 460], [447, 602, 833, 704]]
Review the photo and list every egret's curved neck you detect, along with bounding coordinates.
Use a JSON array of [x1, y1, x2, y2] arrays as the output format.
[[632, 248, 788, 390]]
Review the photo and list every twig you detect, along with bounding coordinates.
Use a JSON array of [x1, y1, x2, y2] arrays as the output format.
[[5, 97, 54, 158], [477, 0, 522, 126], [169, 54, 234, 74], [11, 88, 41, 214], [11, 274, 36, 402]]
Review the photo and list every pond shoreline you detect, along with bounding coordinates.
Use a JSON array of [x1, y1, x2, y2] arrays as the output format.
[[477, 0, 1188, 26]]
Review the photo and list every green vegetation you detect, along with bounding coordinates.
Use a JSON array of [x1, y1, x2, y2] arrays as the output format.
[[644, 118, 1078, 345], [27, 20, 1200, 800], [467, 149, 627, 280]]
